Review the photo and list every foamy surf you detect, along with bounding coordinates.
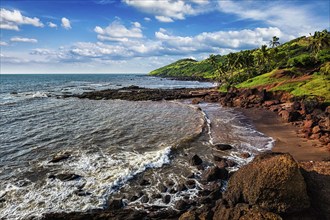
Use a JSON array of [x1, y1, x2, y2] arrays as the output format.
[[0, 147, 172, 220]]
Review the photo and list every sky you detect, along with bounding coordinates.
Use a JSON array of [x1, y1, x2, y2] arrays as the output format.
[[0, 0, 329, 74]]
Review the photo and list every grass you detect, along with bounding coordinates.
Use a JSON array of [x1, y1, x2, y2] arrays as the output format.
[[238, 70, 330, 101], [236, 70, 283, 88]]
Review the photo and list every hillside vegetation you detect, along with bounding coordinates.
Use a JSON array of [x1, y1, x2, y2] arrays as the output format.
[[149, 30, 330, 101]]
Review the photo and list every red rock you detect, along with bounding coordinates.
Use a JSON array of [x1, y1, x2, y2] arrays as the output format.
[[310, 133, 321, 140], [312, 126, 321, 134], [325, 106, 330, 114], [240, 152, 251, 159], [263, 100, 279, 107], [303, 120, 314, 129], [269, 105, 281, 112], [191, 98, 202, 104]]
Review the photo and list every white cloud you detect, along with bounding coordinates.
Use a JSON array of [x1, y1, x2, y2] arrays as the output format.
[[155, 16, 173, 23], [10, 37, 38, 43], [0, 8, 44, 31], [48, 22, 57, 28], [217, 0, 328, 37], [61, 17, 71, 29], [0, 41, 8, 46], [94, 20, 143, 42], [144, 17, 151, 22], [123, 0, 212, 22], [132, 21, 141, 28], [155, 27, 285, 52]]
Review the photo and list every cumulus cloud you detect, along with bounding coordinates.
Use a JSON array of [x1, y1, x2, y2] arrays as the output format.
[[94, 20, 143, 42], [155, 16, 173, 23], [30, 26, 287, 66], [144, 17, 151, 22], [61, 17, 71, 29], [0, 53, 31, 64], [0, 8, 44, 31], [155, 27, 285, 53], [217, 0, 328, 37], [123, 0, 212, 22], [48, 22, 57, 28], [10, 37, 38, 43], [0, 41, 8, 46]]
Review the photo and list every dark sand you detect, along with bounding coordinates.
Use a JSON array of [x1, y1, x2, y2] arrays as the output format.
[[238, 108, 330, 161]]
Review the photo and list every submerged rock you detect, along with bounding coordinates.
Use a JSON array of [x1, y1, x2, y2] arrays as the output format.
[[139, 179, 151, 186], [189, 154, 203, 166], [201, 166, 228, 182], [108, 199, 123, 210], [162, 195, 171, 204], [174, 200, 190, 211], [214, 144, 233, 151], [49, 152, 71, 163], [49, 173, 81, 181]]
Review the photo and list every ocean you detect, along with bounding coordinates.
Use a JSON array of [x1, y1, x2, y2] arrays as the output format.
[[0, 74, 274, 219]]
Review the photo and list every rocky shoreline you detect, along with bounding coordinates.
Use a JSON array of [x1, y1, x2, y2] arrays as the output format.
[[52, 86, 330, 220], [42, 152, 330, 220]]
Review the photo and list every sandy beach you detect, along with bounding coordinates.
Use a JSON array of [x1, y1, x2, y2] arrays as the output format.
[[239, 108, 330, 161]]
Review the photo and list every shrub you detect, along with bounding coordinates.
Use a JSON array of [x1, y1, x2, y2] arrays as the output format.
[[287, 54, 316, 67], [316, 49, 330, 63]]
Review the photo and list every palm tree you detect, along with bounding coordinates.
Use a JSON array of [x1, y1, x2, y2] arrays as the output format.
[[269, 36, 280, 48], [208, 54, 224, 82], [309, 29, 330, 56]]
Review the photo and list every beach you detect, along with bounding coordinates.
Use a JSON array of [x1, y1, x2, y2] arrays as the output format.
[[239, 108, 330, 161]]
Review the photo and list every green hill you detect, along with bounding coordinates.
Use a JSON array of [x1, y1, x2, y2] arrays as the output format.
[[149, 30, 330, 101], [149, 57, 223, 80]]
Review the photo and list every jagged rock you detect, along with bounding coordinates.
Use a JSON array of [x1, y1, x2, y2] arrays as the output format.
[[174, 200, 190, 211], [239, 152, 250, 159], [139, 179, 150, 186], [224, 153, 310, 214], [49, 152, 71, 163], [108, 199, 123, 210], [300, 161, 330, 219], [162, 195, 171, 204], [214, 144, 233, 151], [50, 173, 81, 181], [213, 203, 282, 220], [279, 110, 302, 122], [158, 184, 167, 193], [201, 166, 228, 182], [312, 125, 321, 134], [130, 195, 139, 202], [179, 210, 198, 220], [192, 98, 202, 104], [303, 120, 314, 129], [177, 183, 188, 192], [140, 195, 149, 203], [185, 180, 196, 189], [190, 154, 203, 166]]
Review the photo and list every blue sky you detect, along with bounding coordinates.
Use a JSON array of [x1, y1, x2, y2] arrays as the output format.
[[0, 0, 329, 74]]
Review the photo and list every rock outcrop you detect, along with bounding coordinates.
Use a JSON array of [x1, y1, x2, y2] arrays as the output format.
[[223, 153, 310, 214]]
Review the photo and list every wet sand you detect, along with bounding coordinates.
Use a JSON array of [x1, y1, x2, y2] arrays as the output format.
[[238, 108, 330, 161]]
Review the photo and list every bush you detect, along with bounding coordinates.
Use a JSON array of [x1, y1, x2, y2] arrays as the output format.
[[316, 49, 330, 63], [287, 54, 316, 67]]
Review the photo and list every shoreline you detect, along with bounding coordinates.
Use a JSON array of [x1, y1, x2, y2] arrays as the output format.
[[73, 85, 330, 162], [238, 108, 330, 161], [46, 84, 330, 219]]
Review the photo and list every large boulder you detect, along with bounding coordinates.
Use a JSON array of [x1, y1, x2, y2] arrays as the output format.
[[299, 161, 330, 219], [213, 202, 282, 220], [223, 153, 310, 214]]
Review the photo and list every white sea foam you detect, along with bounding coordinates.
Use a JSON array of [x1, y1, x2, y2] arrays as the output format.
[[0, 147, 172, 220]]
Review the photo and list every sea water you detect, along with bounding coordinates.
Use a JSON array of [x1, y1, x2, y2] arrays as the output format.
[[0, 74, 273, 219]]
